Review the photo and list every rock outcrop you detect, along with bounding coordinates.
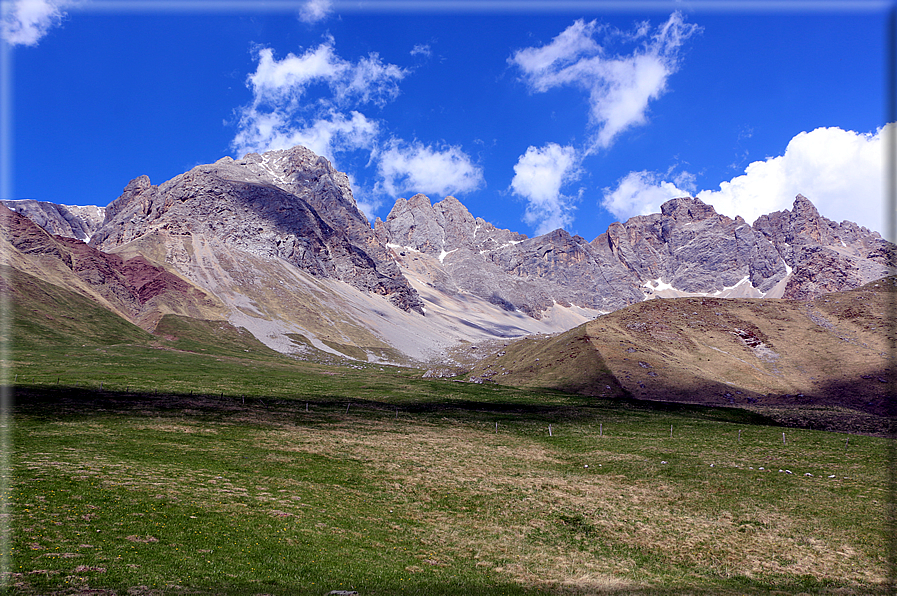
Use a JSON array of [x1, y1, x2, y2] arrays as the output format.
[[91, 147, 423, 314], [753, 194, 893, 299], [7, 144, 893, 361], [0, 204, 221, 329], [374, 194, 649, 317], [591, 197, 787, 295], [374, 192, 887, 318], [2, 199, 105, 242]]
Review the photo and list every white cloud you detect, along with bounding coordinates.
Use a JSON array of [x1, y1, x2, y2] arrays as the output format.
[[247, 41, 405, 110], [510, 143, 580, 235], [410, 44, 431, 58], [510, 12, 700, 152], [1, 0, 74, 46], [600, 126, 888, 235], [233, 109, 379, 164], [601, 170, 692, 221], [232, 39, 405, 161], [695, 126, 887, 233], [231, 36, 486, 222], [375, 139, 483, 199], [298, 0, 332, 24]]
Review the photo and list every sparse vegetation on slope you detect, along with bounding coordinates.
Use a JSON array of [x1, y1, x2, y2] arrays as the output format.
[[471, 277, 894, 435]]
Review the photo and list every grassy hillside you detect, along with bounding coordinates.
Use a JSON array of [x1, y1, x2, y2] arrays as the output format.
[[471, 278, 894, 434], [2, 265, 155, 349]]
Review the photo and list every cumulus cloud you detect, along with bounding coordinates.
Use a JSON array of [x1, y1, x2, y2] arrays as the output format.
[[233, 109, 379, 163], [232, 36, 483, 220], [511, 143, 581, 235], [1, 0, 74, 46], [298, 0, 332, 24], [600, 126, 888, 234], [375, 139, 484, 198], [601, 170, 693, 221], [232, 39, 405, 161], [695, 126, 886, 232], [246, 41, 405, 110], [510, 12, 700, 152]]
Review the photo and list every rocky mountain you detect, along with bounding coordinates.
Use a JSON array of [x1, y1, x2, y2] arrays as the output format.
[[72, 147, 590, 362], [753, 195, 894, 299], [374, 192, 892, 318], [91, 147, 422, 314], [2, 199, 105, 242], [4, 145, 893, 364]]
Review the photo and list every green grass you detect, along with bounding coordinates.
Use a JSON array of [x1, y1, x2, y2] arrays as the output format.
[[7, 380, 890, 595], [11, 410, 532, 595]]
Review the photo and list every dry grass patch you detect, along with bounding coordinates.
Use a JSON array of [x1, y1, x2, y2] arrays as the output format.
[[243, 415, 885, 591], [12, 393, 887, 594]]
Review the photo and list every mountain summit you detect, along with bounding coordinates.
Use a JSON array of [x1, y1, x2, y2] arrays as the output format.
[[91, 146, 423, 315], [374, 191, 891, 319]]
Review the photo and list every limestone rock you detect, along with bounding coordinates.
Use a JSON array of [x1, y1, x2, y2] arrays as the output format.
[[2, 199, 105, 242], [0, 205, 221, 329], [91, 148, 423, 314], [376, 194, 807, 318], [592, 196, 787, 295], [753, 194, 892, 299], [11, 144, 894, 337]]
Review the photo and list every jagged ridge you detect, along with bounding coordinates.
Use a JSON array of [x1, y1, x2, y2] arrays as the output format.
[[375, 192, 892, 317], [6, 145, 893, 362]]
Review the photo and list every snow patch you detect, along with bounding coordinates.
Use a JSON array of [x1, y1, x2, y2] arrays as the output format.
[[712, 276, 751, 296], [438, 248, 457, 263], [644, 278, 676, 292], [644, 274, 770, 299], [387, 243, 421, 254], [259, 154, 290, 186]]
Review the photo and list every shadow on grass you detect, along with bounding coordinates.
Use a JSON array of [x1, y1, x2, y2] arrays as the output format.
[[8, 384, 888, 596], [9, 384, 781, 428], [6, 575, 879, 596]]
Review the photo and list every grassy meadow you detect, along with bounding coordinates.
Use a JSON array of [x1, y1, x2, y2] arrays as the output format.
[[3, 274, 893, 594]]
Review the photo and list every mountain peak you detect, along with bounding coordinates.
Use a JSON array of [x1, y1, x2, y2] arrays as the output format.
[[7, 146, 894, 363], [659, 196, 720, 221], [792, 193, 821, 218], [125, 174, 152, 192], [92, 146, 424, 314]]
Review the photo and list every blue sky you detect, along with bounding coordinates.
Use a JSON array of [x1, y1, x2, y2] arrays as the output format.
[[2, 0, 893, 240]]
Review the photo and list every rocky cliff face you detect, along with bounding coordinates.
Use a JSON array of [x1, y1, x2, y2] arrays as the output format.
[[91, 147, 423, 314], [2, 199, 105, 242], [753, 195, 893, 299], [375, 193, 893, 317], [592, 198, 787, 294], [375, 194, 653, 317]]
